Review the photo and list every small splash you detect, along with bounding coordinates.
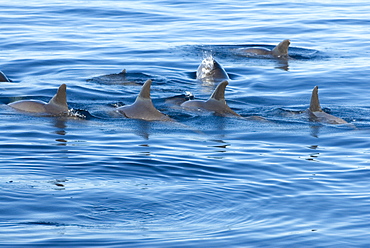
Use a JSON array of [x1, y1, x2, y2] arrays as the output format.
[[66, 108, 88, 119], [110, 102, 125, 108], [199, 55, 215, 76]]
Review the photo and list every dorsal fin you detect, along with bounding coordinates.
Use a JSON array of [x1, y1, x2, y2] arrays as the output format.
[[137, 79, 152, 99], [48, 84, 68, 108], [271, 39, 290, 56], [210, 80, 228, 101], [0, 70, 10, 82], [213, 59, 229, 79], [310, 86, 322, 112]]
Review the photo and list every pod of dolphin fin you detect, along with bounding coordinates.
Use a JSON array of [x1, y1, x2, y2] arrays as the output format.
[[3, 39, 350, 124]]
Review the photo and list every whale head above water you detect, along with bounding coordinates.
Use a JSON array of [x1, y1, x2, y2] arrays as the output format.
[[308, 86, 348, 124], [243, 39, 290, 58], [196, 56, 229, 83], [8, 84, 69, 115], [181, 80, 240, 117], [117, 79, 172, 121]]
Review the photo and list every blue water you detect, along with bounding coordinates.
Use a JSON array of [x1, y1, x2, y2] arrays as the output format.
[[1, 0, 370, 247]]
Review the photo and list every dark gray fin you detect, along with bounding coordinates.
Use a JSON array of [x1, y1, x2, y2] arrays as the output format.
[[119, 69, 126, 74], [0, 70, 10, 82], [212, 59, 230, 80], [48, 84, 68, 108], [271, 39, 290, 57], [309, 86, 322, 112], [210, 80, 228, 101], [138, 79, 152, 99], [212, 58, 222, 70]]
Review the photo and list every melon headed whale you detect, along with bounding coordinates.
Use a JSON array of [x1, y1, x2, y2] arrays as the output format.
[[117, 79, 172, 121], [308, 86, 347, 124], [243, 39, 290, 58], [8, 84, 69, 115], [181, 80, 240, 117]]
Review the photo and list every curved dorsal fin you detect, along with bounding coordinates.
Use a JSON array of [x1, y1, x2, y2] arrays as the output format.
[[137, 79, 152, 99], [0, 70, 10, 82], [210, 80, 228, 101], [271, 39, 290, 56], [48, 84, 68, 108], [310, 86, 322, 112]]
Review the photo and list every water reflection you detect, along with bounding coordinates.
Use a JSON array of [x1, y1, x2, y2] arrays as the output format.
[[209, 139, 229, 153], [309, 124, 322, 138], [306, 145, 320, 161], [132, 120, 150, 140], [275, 58, 289, 71], [52, 118, 68, 146], [308, 145, 318, 150]]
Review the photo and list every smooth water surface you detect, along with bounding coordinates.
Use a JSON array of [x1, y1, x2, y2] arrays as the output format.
[[1, 0, 370, 247]]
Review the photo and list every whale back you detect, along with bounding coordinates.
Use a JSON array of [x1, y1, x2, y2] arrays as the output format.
[[182, 80, 239, 116], [8, 100, 47, 113], [8, 84, 68, 114], [118, 79, 171, 121], [271, 39, 290, 57], [243, 48, 271, 55]]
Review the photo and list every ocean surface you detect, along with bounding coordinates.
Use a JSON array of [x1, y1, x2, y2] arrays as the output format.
[[1, 0, 370, 247]]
